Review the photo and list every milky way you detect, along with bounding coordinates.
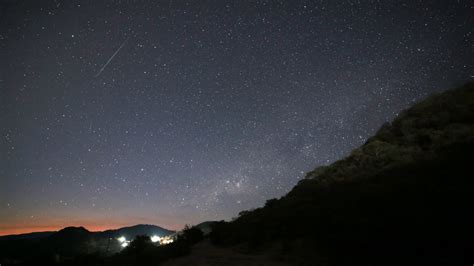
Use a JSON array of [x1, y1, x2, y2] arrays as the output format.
[[0, 0, 472, 234]]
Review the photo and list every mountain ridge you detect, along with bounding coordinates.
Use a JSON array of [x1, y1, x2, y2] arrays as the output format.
[[209, 81, 474, 265], [0, 224, 175, 241], [0, 223, 177, 261]]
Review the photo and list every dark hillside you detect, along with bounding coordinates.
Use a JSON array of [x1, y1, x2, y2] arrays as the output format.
[[0, 224, 175, 265], [210, 82, 474, 265]]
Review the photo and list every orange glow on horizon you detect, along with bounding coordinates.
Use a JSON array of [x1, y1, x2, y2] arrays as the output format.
[[0, 222, 182, 236], [0, 225, 112, 236]]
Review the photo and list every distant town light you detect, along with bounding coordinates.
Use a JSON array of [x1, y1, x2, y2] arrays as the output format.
[[121, 242, 129, 248], [160, 236, 174, 245], [151, 235, 161, 243], [117, 236, 126, 243]]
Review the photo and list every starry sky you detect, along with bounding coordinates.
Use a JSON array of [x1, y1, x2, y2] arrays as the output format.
[[0, 0, 472, 235]]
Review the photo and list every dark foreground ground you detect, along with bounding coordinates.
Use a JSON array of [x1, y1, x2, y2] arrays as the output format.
[[162, 239, 296, 266]]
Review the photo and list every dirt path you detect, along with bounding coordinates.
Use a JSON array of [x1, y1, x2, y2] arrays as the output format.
[[161, 240, 293, 266]]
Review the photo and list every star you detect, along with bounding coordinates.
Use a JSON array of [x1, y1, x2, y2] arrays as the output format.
[[0, 0, 471, 235]]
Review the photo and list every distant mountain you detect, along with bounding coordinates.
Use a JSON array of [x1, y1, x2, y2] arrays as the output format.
[[0, 224, 174, 243], [0, 224, 175, 263], [98, 224, 175, 240], [44, 226, 95, 257], [49, 226, 91, 240], [0, 231, 54, 241], [210, 82, 474, 265]]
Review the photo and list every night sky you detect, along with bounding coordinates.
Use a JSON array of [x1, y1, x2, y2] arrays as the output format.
[[0, 0, 472, 235]]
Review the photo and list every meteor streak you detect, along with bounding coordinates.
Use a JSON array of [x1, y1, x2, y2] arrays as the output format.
[[94, 36, 130, 77]]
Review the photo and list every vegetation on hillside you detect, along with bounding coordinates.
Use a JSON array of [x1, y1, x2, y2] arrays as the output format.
[[210, 82, 474, 265]]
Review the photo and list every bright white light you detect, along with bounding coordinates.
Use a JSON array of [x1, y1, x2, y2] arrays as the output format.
[[161, 238, 174, 245], [151, 235, 160, 243], [117, 236, 126, 243], [121, 242, 129, 248]]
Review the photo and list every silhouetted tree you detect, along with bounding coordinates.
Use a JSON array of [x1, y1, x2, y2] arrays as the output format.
[[124, 235, 152, 255], [180, 225, 203, 245]]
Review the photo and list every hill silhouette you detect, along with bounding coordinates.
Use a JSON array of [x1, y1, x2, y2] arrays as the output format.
[[97, 224, 175, 240], [0, 231, 55, 241], [0, 224, 175, 264], [209, 81, 474, 265], [50, 226, 90, 241]]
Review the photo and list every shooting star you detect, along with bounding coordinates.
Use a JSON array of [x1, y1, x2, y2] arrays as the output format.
[[94, 36, 130, 77]]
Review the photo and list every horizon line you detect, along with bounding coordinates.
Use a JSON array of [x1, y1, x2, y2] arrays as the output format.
[[0, 223, 179, 237]]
